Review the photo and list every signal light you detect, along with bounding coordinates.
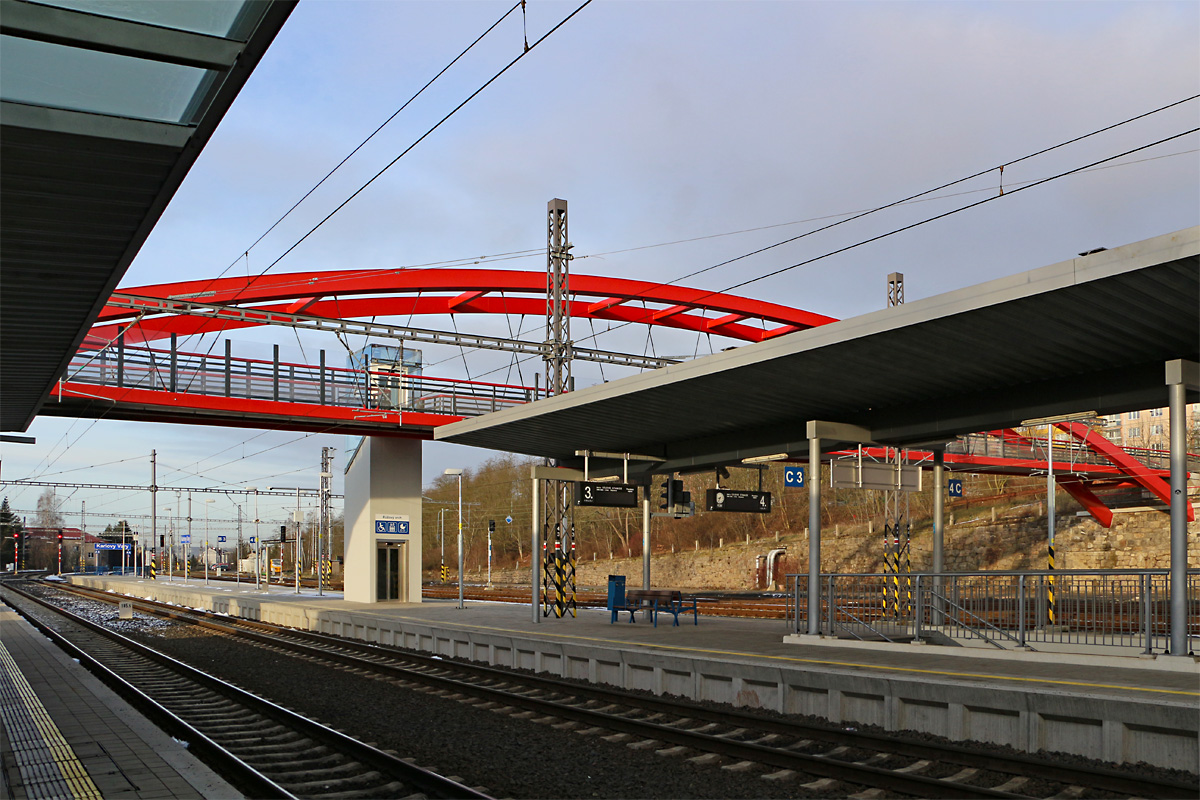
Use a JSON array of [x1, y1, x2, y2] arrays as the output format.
[[659, 479, 684, 510], [57, 530, 63, 543], [279, 525, 288, 541]]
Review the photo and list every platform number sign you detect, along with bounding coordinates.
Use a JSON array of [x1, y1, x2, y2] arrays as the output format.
[[783, 467, 805, 488], [218, 536, 226, 543], [948, 479, 964, 498], [249, 536, 256, 544]]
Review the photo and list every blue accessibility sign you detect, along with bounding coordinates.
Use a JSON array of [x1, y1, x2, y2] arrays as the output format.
[[783, 466, 806, 488], [181, 534, 191, 543], [374, 518, 410, 535], [948, 478, 964, 498]]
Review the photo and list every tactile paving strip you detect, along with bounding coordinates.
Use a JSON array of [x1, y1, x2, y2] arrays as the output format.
[[0, 636, 103, 800]]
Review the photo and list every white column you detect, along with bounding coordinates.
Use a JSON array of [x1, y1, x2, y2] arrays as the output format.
[[343, 437, 423, 604]]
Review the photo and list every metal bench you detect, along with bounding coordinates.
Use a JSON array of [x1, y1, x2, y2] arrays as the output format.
[[614, 588, 699, 627]]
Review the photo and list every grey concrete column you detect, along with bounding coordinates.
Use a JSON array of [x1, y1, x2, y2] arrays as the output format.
[[932, 449, 945, 574], [808, 437, 822, 635], [642, 496, 651, 590], [932, 449, 945, 626], [532, 477, 541, 624], [1168, 376, 1188, 655]]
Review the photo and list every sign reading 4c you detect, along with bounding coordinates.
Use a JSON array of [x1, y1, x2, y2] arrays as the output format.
[[948, 479, 964, 498]]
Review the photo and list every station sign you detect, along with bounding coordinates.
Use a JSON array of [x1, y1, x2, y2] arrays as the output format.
[[374, 514, 410, 535], [705, 489, 771, 513], [573, 481, 639, 508], [783, 466, 805, 488], [948, 478, 964, 498], [180, 534, 191, 544], [831, 461, 921, 492], [94, 543, 131, 551]]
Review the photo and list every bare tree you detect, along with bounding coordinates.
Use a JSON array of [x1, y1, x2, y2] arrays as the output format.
[[35, 489, 64, 529]]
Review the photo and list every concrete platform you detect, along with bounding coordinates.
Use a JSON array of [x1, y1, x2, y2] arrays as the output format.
[[73, 574, 1200, 772], [0, 598, 241, 799]]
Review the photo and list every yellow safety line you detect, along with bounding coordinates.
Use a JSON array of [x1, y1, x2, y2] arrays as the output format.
[[0, 637, 104, 800], [381, 613, 1200, 698]]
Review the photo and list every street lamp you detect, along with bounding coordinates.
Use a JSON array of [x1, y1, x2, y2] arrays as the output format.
[[204, 498, 215, 586], [247, 487, 260, 590], [444, 468, 465, 609]]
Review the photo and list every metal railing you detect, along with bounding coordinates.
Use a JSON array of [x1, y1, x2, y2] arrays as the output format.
[[787, 569, 1200, 654], [64, 341, 538, 418]]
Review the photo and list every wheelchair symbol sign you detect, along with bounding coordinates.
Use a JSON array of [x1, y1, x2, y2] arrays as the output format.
[[374, 517, 410, 535]]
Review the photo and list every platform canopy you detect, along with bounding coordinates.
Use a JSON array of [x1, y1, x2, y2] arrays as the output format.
[[437, 227, 1200, 478], [0, 0, 296, 432]]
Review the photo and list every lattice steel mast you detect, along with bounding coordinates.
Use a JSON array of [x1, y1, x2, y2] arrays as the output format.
[[543, 199, 576, 618]]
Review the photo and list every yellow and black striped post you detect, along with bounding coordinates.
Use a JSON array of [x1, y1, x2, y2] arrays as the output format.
[[1047, 542, 1056, 625], [149, 556, 156, 581], [903, 522, 912, 617], [439, 561, 447, 583], [566, 531, 578, 618]]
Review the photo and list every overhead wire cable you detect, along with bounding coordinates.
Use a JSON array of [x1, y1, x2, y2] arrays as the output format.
[[207, 1, 526, 286], [464, 127, 1198, 382], [240, 0, 595, 288]]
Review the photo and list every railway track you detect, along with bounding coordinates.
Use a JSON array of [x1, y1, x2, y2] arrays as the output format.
[[0, 583, 491, 800], [26, 580, 1199, 800]]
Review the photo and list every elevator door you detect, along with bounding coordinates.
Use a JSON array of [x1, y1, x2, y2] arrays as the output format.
[[376, 541, 405, 601]]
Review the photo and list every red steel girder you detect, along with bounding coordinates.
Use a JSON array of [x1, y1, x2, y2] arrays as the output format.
[[91, 269, 836, 344], [1057, 421, 1194, 522], [47, 382, 458, 438]]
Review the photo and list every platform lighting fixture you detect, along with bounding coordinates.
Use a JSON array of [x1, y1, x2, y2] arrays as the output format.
[[741, 453, 790, 464], [444, 468, 465, 609]]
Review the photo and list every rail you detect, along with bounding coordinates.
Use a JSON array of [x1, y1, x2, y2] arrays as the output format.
[[787, 569, 1200, 655], [65, 340, 538, 418]]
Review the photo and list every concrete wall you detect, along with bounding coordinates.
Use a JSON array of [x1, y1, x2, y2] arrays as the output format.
[[474, 505, 1200, 591], [344, 437, 423, 603], [72, 574, 1199, 772]]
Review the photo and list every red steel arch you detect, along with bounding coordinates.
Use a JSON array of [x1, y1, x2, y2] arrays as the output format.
[[89, 268, 837, 344]]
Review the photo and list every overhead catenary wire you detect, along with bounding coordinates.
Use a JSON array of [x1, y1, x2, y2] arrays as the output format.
[[207, 1, 527, 287], [236, 0, 595, 292]]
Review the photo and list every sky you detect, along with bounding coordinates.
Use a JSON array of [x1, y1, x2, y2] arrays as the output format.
[[2, 0, 1198, 535]]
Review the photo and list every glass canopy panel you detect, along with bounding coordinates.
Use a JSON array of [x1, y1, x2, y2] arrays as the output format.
[[0, 35, 214, 124], [25, 0, 258, 40]]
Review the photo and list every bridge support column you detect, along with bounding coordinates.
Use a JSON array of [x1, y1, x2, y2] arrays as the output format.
[[1166, 359, 1197, 656], [344, 437, 423, 604]]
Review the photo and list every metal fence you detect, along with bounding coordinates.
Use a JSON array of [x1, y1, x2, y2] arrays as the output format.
[[786, 569, 1200, 654], [65, 342, 537, 417]]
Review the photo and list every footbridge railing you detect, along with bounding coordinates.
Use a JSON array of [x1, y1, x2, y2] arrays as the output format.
[[64, 342, 537, 418], [786, 569, 1200, 655]]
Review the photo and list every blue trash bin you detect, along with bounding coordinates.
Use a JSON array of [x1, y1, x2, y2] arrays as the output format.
[[607, 574, 626, 611]]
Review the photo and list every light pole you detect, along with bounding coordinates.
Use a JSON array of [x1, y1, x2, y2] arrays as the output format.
[[439, 507, 446, 582], [204, 498, 215, 586], [185, 493, 192, 584], [163, 508, 171, 581], [445, 468, 464, 609], [247, 487, 260, 590]]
